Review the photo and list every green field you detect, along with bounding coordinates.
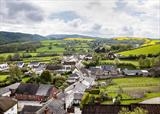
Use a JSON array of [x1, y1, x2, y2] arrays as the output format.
[[0, 75, 8, 82], [118, 44, 160, 56], [84, 77, 160, 105], [100, 60, 139, 66]]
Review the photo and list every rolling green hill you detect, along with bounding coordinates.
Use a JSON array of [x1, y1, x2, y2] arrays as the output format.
[[0, 31, 45, 45], [118, 44, 160, 56]]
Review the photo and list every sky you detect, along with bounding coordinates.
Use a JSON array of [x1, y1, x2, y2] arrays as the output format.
[[0, 0, 160, 38]]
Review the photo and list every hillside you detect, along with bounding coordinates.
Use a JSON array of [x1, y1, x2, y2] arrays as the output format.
[[114, 37, 160, 47], [118, 44, 160, 56], [0, 31, 45, 44], [46, 34, 99, 39]]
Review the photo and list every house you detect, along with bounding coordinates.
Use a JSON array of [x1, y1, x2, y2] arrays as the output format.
[[14, 83, 58, 102], [32, 63, 46, 75], [107, 52, 117, 59], [17, 62, 25, 68], [21, 105, 42, 114], [73, 93, 83, 105], [37, 99, 66, 114], [0, 63, 9, 71], [21, 99, 66, 114], [0, 83, 20, 97], [0, 97, 18, 114], [46, 64, 62, 71], [84, 54, 92, 60], [67, 77, 77, 84], [28, 62, 40, 68], [122, 69, 149, 76], [67, 73, 80, 83]]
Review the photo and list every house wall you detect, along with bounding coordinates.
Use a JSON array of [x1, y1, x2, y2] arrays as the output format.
[[4, 104, 17, 114], [1, 91, 11, 97]]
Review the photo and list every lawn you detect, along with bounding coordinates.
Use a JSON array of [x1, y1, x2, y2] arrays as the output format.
[[118, 44, 160, 56], [84, 77, 160, 105], [36, 46, 65, 53], [100, 60, 139, 66], [23, 56, 61, 63], [0, 75, 8, 82], [22, 77, 31, 83]]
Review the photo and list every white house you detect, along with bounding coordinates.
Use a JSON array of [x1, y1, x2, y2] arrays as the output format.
[[16, 62, 25, 68], [0, 63, 9, 71], [0, 97, 18, 114]]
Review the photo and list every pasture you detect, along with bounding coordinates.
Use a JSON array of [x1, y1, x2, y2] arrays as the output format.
[[118, 44, 160, 56]]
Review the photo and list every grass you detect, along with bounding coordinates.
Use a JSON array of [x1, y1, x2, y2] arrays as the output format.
[[100, 60, 139, 66], [0, 75, 8, 82], [85, 77, 160, 105], [23, 56, 61, 63], [114, 37, 146, 41], [118, 44, 160, 56], [22, 77, 31, 83], [36, 46, 65, 53]]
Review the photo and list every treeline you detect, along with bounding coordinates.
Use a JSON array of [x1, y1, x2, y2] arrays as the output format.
[[138, 56, 160, 68], [94, 44, 134, 53], [120, 53, 160, 60], [0, 41, 41, 53]]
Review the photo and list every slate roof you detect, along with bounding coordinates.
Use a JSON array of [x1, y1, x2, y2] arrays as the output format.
[[16, 83, 39, 95], [15, 83, 57, 96], [63, 61, 76, 65], [0, 97, 17, 113], [21, 105, 42, 114], [36, 84, 54, 96], [46, 64, 63, 70], [101, 65, 115, 71], [37, 99, 66, 114], [0, 83, 20, 96], [74, 93, 83, 100]]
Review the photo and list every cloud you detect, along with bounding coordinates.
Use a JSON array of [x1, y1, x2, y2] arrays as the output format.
[[49, 11, 81, 22], [0, 0, 159, 38], [0, 0, 44, 24]]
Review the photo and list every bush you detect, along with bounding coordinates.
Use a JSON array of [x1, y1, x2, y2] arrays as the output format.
[[80, 93, 90, 109], [89, 89, 100, 94]]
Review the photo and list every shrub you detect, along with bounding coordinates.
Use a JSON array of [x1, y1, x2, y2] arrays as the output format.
[[80, 93, 90, 109], [89, 89, 100, 94]]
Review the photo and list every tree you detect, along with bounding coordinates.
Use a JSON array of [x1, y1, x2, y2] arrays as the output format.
[[9, 65, 22, 82], [40, 70, 52, 83], [138, 57, 145, 68]]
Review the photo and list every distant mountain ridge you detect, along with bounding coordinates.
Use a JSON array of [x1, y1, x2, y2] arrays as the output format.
[[46, 34, 100, 39], [0, 31, 45, 44]]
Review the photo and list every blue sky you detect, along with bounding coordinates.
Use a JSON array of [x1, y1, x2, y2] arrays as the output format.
[[0, 0, 159, 38]]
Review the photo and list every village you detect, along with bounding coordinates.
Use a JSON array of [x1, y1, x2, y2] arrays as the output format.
[[0, 53, 159, 114]]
